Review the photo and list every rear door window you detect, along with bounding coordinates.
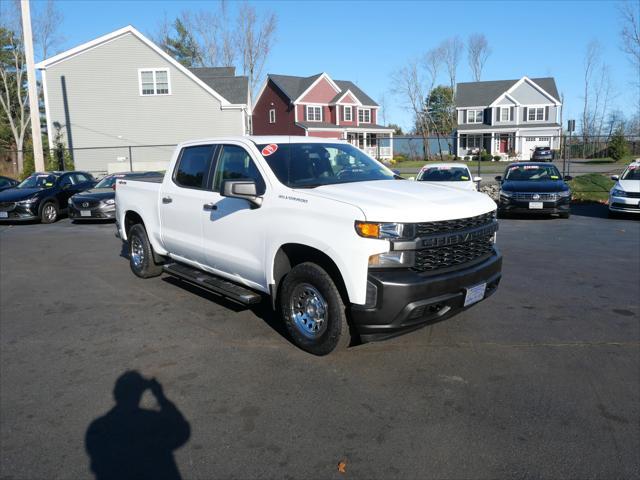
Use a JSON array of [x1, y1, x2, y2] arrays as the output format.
[[173, 145, 216, 189]]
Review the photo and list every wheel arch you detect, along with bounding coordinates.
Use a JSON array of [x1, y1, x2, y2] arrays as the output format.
[[271, 243, 349, 310]]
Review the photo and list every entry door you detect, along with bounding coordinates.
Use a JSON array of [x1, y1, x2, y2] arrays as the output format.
[[499, 137, 508, 153], [201, 144, 268, 289], [160, 144, 217, 265]]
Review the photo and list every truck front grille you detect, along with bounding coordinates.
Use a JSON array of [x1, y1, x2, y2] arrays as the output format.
[[412, 234, 495, 273], [416, 211, 496, 236]]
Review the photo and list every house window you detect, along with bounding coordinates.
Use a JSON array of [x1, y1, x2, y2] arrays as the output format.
[[358, 109, 371, 123], [343, 106, 352, 122], [538, 136, 549, 141], [528, 107, 545, 121], [269, 109, 276, 124], [467, 109, 483, 123], [461, 134, 482, 149], [500, 107, 510, 122], [306, 105, 322, 122], [139, 69, 170, 96], [525, 137, 536, 141]]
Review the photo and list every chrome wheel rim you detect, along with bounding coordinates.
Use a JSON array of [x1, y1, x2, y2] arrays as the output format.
[[44, 204, 56, 222], [130, 236, 144, 269], [290, 283, 328, 338]]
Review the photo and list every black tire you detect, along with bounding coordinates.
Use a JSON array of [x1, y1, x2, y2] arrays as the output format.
[[128, 224, 163, 278], [607, 210, 617, 219], [559, 211, 570, 219], [497, 209, 509, 219], [39, 201, 58, 224], [279, 262, 350, 356]]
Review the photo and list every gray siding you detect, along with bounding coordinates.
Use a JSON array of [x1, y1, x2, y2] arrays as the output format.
[[44, 33, 246, 173], [510, 81, 555, 104]]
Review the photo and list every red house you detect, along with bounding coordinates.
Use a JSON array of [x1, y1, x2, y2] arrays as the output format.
[[252, 72, 394, 159]]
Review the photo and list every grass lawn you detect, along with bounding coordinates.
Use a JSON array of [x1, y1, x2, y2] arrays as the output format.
[[568, 173, 615, 202]]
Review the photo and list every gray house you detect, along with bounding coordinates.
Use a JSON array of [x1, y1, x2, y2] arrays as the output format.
[[456, 77, 562, 160], [36, 26, 250, 174]]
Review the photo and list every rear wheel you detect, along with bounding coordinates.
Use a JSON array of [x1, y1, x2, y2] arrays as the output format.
[[39, 201, 58, 223], [128, 224, 163, 278], [279, 262, 350, 356]]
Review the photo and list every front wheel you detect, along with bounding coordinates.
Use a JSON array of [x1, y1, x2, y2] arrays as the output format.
[[128, 224, 163, 278], [279, 262, 351, 356], [40, 201, 58, 223]]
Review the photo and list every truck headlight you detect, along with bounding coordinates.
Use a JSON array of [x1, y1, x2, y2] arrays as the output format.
[[611, 188, 626, 197], [355, 221, 415, 239], [368, 250, 415, 268]]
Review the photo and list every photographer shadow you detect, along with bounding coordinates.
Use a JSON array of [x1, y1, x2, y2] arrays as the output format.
[[85, 371, 191, 480]]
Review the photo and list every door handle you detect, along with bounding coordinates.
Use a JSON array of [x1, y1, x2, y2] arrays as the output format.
[[203, 203, 217, 211], [162, 196, 172, 204]]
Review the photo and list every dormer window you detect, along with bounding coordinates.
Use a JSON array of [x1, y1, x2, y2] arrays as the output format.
[[528, 107, 545, 121], [139, 68, 170, 96], [467, 109, 483, 123], [358, 108, 371, 123], [306, 105, 322, 122], [343, 106, 352, 122]]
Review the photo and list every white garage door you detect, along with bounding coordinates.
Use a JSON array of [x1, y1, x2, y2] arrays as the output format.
[[522, 136, 551, 160]]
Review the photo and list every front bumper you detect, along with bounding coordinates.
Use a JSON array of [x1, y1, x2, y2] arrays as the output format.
[[0, 204, 39, 221], [498, 196, 570, 214], [609, 195, 640, 213], [350, 250, 502, 342], [68, 203, 115, 220]]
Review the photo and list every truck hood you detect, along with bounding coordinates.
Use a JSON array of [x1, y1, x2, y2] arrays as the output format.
[[300, 180, 496, 222]]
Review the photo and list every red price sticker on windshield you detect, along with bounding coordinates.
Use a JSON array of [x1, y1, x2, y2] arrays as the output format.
[[437, 166, 451, 170], [524, 165, 539, 169], [261, 144, 278, 156]]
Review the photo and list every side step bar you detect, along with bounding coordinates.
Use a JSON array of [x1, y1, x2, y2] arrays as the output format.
[[163, 263, 262, 305]]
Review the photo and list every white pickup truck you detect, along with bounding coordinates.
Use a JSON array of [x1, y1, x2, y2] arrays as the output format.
[[116, 136, 502, 355]]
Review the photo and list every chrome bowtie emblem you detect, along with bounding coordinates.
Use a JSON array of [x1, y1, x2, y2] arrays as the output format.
[[82, 202, 89, 208], [532, 194, 540, 200]]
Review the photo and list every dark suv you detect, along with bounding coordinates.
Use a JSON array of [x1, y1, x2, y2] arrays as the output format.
[[0, 171, 95, 223], [531, 146, 554, 161]]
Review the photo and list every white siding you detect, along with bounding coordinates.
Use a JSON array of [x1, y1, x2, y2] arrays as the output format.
[[44, 33, 245, 173]]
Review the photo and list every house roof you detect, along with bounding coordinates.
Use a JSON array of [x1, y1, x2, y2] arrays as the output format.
[[456, 77, 560, 107], [35, 25, 247, 107], [268, 73, 379, 106], [296, 121, 393, 131], [189, 68, 249, 105]]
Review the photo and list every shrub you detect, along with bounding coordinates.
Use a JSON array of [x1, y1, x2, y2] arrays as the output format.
[[608, 128, 628, 161], [454, 156, 461, 161], [463, 156, 470, 161], [480, 151, 493, 162], [393, 154, 408, 163], [472, 155, 479, 161], [493, 155, 502, 162]]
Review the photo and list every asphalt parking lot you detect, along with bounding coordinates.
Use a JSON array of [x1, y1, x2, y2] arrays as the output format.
[[1, 206, 639, 479]]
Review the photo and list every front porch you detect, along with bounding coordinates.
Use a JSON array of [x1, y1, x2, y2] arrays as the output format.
[[346, 131, 393, 159], [457, 132, 516, 159]]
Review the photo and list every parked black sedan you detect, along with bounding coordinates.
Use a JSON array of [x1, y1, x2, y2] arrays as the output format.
[[69, 171, 161, 221], [496, 162, 572, 218], [0, 171, 95, 223], [0, 175, 19, 191]]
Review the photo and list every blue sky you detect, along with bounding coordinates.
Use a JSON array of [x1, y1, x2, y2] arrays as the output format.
[[37, 0, 638, 131]]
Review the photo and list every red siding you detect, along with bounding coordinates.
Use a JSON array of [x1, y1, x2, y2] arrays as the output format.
[[339, 105, 356, 126], [340, 93, 357, 104], [308, 130, 343, 139], [299, 77, 339, 103], [371, 109, 377, 124], [252, 80, 305, 135]]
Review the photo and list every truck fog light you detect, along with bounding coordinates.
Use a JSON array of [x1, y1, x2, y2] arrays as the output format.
[[368, 251, 415, 268]]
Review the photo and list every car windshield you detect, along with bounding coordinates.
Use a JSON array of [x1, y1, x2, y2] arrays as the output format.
[[95, 176, 118, 188], [535, 147, 550, 152], [257, 142, 396, 188], [621, 165, 640, 180], [504, 164, 561, 181], [418, 166, 471, 182], [17, 174, 58, 189]]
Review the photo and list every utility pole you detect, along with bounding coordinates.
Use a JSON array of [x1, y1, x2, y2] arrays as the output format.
[[21, 0, 45, 172]]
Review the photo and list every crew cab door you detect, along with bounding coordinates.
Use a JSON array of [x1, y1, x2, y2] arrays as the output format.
[[201, 144, 268, 289], [159, 144, 217, 265]]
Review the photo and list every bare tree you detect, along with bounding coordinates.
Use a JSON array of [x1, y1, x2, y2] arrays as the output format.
[[581, 40, 600, 141], [219, 0, 237, 67], [378, 92, 388, 126], [441, 36, 463, 93], [392, 59, 430, 158], [467, 33, 491, 82], [619, 1, 640, 71], [236, 1, 276, 98], [32, 0, 63, 61]]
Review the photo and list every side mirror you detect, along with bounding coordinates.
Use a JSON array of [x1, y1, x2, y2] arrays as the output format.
[[473, 177, 482, 182], [611, 175, 619, 181], [564, 175, 573, 181], [494, 176, 502, 181], [221, 180, 262, 207]]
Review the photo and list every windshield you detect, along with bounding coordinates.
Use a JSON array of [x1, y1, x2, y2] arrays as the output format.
[[621, 165, 640, 180], [418, 166, 471, 182], [17, 174, 58, 189], [95, 176, 118, 188], [257, 143, 395, 188], [505, 164, 562, 181]]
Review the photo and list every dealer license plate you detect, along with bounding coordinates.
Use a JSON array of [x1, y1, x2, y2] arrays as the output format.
[[80, 210, 92, 217], [0, 211, 7, 218], [529, 202, 543, 209], [464, 282, 487, 307]]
